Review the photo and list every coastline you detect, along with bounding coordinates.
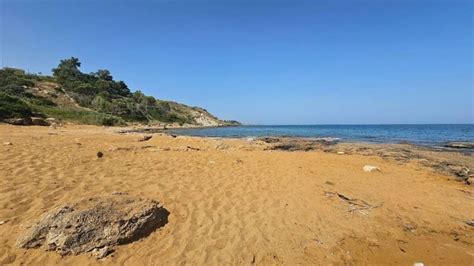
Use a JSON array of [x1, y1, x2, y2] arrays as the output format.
[[0, 124, 472, 264]]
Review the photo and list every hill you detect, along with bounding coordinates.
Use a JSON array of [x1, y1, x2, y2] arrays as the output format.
[[0, 58, 239, 127]]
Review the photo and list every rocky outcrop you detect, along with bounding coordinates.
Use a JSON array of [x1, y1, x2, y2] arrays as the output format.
[[31, 117, 50, 126], [443, 142, 474, 149], [3, 117, 32, 125], [3, 117, 51, 126], [16, 193, 169, 258]]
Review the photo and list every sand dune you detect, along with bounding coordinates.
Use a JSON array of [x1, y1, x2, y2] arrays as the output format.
[[0, 125, 472, 265]]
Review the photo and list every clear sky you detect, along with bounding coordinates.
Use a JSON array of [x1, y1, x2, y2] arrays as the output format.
[[1, 0, 473, 124]]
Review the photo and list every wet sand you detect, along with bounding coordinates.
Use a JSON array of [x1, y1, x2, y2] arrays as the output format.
[[0, 124, 472, 265]]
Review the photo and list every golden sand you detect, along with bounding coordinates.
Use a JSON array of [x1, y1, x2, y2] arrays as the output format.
[[0, 125, 472, 265]]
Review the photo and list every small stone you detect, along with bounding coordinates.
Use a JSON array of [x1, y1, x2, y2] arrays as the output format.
[[139, 135, 153, 142], [93, 246, 111, 259], [363, 165, 380, 172], [465, 219, 474, 227], [97, 151, 104, 158]]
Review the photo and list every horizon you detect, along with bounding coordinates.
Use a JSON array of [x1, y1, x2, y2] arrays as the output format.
[[2, 0, 473, 124]]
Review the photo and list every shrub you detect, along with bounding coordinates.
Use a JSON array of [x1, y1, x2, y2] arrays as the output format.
[[0, 93, 33, 120]]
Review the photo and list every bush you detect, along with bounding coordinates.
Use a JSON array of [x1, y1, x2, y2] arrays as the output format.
[[0, 93, 33, 120], [33, 106, 125, 126]]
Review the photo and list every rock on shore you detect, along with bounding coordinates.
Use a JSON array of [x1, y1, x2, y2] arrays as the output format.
[[16, 193, 169, 258]]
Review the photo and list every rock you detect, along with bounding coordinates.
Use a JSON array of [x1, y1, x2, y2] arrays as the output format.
[[3, 117, 32, 125], [92, 246, 111, 259], [97, 151, 104, 158], [139, 135, 153, 142], [443, 142, 474, 149], [363, 165, 380, 172], [16, 194, 169, 257], [465, 219, 474, 227], [31, 117, 50, 126], [448, 165, 470, 182]]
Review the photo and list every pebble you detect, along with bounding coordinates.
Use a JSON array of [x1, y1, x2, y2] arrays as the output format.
[[363, 165, 380, 172]]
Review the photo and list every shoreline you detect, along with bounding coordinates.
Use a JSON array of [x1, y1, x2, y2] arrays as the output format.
[[115, 125, 474, 153]]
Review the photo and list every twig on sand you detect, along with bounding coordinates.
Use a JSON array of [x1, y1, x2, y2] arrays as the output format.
[[323, 191, 383, 215]]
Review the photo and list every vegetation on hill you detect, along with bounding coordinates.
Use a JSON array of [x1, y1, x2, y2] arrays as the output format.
[[0, 58, 239, 126]]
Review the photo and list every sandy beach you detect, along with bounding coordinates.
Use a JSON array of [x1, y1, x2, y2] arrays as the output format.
[[0, 124, 473, 265]]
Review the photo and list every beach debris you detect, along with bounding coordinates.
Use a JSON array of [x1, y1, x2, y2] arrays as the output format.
[[325, 181, 335, 186], [0, 220, 8, 225], [363, 165, 380, 172], [96, 151, 104, 158], [16, 194, 169, 258], [413, 262, 424, 266], [337, 151, 345, 155], [215, 142, 229, 150], [397, 240, 407, 253], [246, 137, 255, 142], [139, 135, 153, 142], [464, 219, 474, 227], [208, 160, 216, 164], [403, 223, 417, 233], [3, 142, 12, 145], [324, 191, 382, 214], [186, 146, 200, 151]]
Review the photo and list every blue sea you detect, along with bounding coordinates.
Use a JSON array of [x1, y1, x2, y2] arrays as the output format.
[[169, 124, 474, 147]]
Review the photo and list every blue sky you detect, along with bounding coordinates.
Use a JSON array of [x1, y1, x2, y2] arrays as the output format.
[[1, 0, 472, 124]]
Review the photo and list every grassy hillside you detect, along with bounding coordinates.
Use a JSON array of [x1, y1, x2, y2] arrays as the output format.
[[0, 58, 239, 127]]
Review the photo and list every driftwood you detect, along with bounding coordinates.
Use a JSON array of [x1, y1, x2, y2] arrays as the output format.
[[324, 191, 383, 215]]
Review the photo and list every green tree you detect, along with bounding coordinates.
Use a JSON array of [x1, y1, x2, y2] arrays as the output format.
[[52, 57, 82, 82], [95, 69, 113, 81]]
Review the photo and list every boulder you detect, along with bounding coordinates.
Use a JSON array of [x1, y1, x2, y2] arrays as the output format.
[[16, 194, 169, 258]]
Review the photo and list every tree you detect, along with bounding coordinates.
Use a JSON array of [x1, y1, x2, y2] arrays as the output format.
[[52, 57, 82, 82], [95, 69, 113, 81]]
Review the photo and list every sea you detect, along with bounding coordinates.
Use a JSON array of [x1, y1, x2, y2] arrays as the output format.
[[169, 124, 474, 147]]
